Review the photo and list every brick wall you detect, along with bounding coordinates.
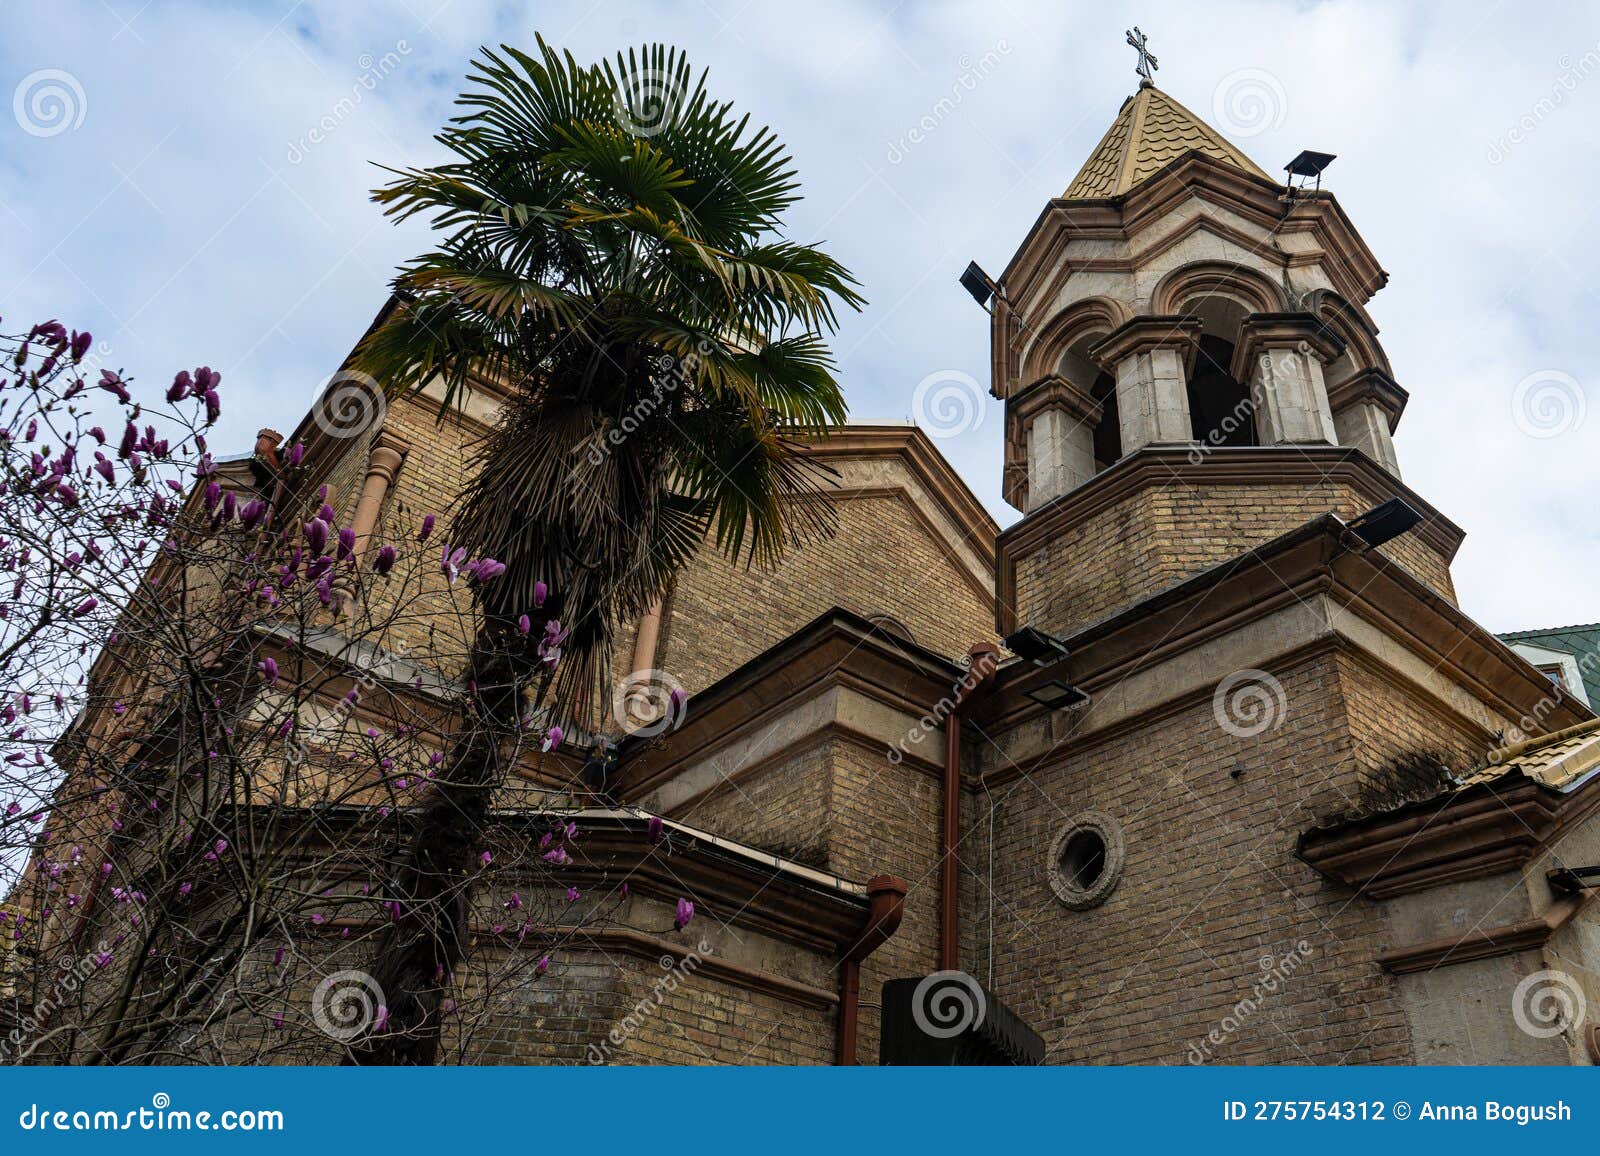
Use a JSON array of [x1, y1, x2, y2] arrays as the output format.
[[658, 491, 995, 695], [968, 652, 1418, 1064], [1010, 479, 1457, 639]]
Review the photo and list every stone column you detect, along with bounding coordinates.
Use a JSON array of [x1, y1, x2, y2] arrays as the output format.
[[350, 434, 408, 559], [1089, 317, 1202, 455], [1327, 368, 1407, 477], [332, 433, 407, 615], [1011, 374, 1103, 509], [1230, 313, 1343, 447]]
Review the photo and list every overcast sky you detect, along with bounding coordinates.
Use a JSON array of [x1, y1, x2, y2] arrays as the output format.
[[2, 0, 1596, 633]]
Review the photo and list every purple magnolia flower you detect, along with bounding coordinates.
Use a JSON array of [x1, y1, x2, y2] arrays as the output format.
[[202, 389, 221, 425], [535, 955, 550, 977], [257, 657, 279, 685], [542, 846, 570, 867], [285, 442, 304, 467], [167, 370, 192, 402], [565, 887, 580, 903], [674, 898, 694, 931], [517, 614, 531, 635], [92, 455, 114, 484], [541, 725, 564, 753], [505, 892, 523, 911], [372, 544, 397, 575], [336, 527, 357, 561], [538, 620, 566, 667], [479, 850, 492, 867], [71, 597, 97, 617], [441, 545, 467, 583], [669, 687, 689, 717], [373, 1005, 390, 1033], [647, 815, 664, 845], [178, 882, 192, 897], [533, 579, 548, 608], [418, 514, 435, 542], [304, 518, 330, 555], [98, 369, 130, 404], [467, 558, 506, 583]]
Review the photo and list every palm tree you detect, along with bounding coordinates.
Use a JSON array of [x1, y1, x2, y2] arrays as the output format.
[[345, 38, 863, 1064]]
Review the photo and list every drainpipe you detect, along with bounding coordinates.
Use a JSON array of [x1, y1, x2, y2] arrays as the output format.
[[836, 874, 907, 1065], [941, 642, 1001, 972]]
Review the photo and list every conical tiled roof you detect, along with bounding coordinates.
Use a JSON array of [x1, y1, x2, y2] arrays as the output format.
[[1064, 83, 1272, 199]]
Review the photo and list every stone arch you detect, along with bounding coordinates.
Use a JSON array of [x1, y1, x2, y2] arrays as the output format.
[[1018, 296, 1131, 386], [1151, 265, 1285, 448], [1303, 288, 1392, 387], [1013, 297, 1130, 484], [1150, 261, 1286, 320]]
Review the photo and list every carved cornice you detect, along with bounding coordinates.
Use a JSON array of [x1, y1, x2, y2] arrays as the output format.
[[616, 608, 968, 802], [1326, 367, 1409, 432], [1374, 894, 1593, 973], [1228, 312, 1347, 382], [1011, 374, 1103, 426], [980, 515, 1588, 786], [1087, 315, 1203, 374]]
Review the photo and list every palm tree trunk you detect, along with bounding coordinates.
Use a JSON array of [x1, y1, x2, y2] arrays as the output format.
[[348, 624, 524, 1065]]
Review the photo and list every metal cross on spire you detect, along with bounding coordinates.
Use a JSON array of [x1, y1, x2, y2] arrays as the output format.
[[1125, 26, 1158, 84]]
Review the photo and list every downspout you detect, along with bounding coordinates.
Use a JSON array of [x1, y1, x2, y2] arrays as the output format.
[[941, 642, 1000, 971], [836, 874, 907, 1065]]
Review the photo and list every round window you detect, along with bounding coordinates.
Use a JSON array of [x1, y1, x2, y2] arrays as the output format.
[[1048, 811, 1124, 909]]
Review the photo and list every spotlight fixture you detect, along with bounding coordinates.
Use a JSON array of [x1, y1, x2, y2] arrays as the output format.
[[1003, 625, 1071, 667], [1284, 150, 1336, 192], [1346, 497, 1423, 548], [1548, 865, 1600, 896], [1024, 679, 1092, 713], [959, 261, 998, 310]]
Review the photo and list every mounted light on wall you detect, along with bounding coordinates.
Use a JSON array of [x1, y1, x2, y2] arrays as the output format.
[[1284, 149, 1336, 192], [1003, 625, 1070, 666], [1346, 497, 1423, 548], [959, 261, 999, 310], [1004, 625, 1092, 712], [1025, 679, 1092, 712]]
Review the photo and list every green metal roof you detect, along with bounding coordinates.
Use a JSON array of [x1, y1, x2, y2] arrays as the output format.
[[1497, 623, 1600, 708]]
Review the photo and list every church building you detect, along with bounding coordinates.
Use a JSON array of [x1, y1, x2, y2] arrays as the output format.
[[32, 62, 1600, 1067]]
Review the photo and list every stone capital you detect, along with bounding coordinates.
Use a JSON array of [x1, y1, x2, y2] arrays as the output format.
[[1010, 373, 1104, 427], [365, 432, 409, 484], [1325, 367, 1408, 433], [1229, 312, 1346, 382], [1088, 315, 1203, 376]]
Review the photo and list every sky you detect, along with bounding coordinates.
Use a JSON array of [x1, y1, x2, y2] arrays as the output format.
[[1, 0, 1597, 633]]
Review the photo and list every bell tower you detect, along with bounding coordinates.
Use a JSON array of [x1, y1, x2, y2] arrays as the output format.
[[990, 69, 1449, 638]]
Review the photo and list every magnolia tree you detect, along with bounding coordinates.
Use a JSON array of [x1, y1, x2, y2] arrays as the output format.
[[0, 319, 688, 1065]]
